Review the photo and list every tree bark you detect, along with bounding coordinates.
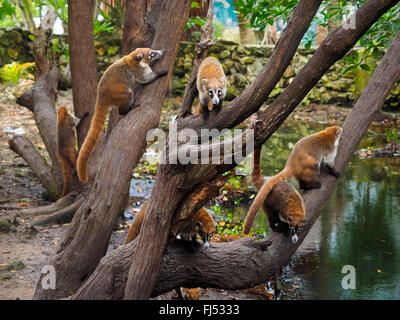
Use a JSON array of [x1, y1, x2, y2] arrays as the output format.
[[68, 0, 98, 146], [8, 134, 59, 193], [33, 0, 192, 300], [72, 29, 400, 300]]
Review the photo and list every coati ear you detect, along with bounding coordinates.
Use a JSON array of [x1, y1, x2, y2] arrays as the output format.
[[202, 79, 208, 85], [196, 221, 203, 228], [136, 53, 143, 61], [221, 77, 225, 85]]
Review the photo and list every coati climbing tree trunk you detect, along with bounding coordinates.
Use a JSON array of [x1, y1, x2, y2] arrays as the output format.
[[33, 0, 192, 300], [72, 2, 400, 300]]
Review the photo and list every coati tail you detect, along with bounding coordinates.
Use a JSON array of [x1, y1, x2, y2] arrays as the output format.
[[125, 201, 148, 244], [243, 168, 292, 234], [77, 100, 108, 183], [60, 158, 72, 197], [251, 147, 264, 191]]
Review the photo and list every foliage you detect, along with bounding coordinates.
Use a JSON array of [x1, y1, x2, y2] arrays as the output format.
[[0, 0, 15, 21], [0, 62, 35, 86], [234, 0, 400, 73], [385, 127, 399, 155], [93, 20, 115, 39]]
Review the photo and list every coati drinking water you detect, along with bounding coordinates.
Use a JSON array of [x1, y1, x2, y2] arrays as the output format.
[[243, 126, 342, 235], [251, 146, 306, 244]]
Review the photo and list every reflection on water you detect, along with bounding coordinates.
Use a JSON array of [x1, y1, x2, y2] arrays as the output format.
[[224, 121, 400, 300]]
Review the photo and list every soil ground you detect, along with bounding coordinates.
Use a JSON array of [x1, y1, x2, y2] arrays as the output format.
[[0, 88, 399, 300]]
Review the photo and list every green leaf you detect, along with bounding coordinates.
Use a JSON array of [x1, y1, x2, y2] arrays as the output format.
[[191, 1, 200, 9], [360, 64, 370, 71]]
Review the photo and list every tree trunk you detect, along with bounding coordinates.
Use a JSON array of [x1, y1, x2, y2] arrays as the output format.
[[33, 0, 192, 300], [68, 0, 98, 146], [72, 27, 400, 301]]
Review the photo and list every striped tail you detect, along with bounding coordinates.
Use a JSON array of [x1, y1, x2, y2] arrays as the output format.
[[77, 100, 108, 183], [243, 168, 292, 234]]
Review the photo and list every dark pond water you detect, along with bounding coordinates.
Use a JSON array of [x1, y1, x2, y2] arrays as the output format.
[[226, 121, 400, 300]]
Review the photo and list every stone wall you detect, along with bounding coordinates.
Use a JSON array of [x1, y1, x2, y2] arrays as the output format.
[[1, 27, 399, 108]]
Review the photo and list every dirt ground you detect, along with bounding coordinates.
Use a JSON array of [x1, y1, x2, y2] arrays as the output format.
[[0, 88, 398, 300]]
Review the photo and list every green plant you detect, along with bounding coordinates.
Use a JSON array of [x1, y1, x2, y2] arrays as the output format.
[[93, 20, 115, 39], [0, 62, 35, 95], [386, 127, 399, 155]]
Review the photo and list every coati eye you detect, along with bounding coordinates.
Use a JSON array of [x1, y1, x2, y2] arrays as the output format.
[[208, 90, 213, 96], [217, 89, 222, 96]]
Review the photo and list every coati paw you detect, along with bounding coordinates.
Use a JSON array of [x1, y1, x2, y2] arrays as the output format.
[[157, 70, 168, 77], [330, 168, 341, 178]]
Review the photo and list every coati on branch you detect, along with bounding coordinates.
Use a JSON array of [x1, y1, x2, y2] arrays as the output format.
[[251, 146, 306, 244], [57, 107, 87, 197], [195, 57, 226, 120], [243, 126, 342, 235], [77, 48, 168, 183], [125, 202, 215, 251]]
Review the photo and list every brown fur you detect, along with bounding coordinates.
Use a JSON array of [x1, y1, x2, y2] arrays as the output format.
[[196, 57, 226, 120], [57, 107, 78, 197], [77, 48, 167, 183], [124, 203, 215, 245], [243, 126, 342, 234], [177, 287, 201, 300]]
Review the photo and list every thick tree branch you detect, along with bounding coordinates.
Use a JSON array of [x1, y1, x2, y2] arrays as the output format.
[[8, 134, 59, 193]]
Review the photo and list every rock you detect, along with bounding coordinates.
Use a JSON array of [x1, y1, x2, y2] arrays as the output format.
[[220, 50, 231, 59]]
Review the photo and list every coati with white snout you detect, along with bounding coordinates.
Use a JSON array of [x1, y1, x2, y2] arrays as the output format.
[[243, 126, 342, 235], [124, 202, 215, 251], [57, 107, 87, 197], [194, 57, 226, 120], [77, 48, 168, 183], [251, 146, 306, 244]]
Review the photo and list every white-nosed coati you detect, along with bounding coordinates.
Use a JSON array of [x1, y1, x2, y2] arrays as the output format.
[[251, 146, 306, 244], [124, 202, 215, 251], [77, 48, 168, 183], [243, 126, 342, 235], [57, 107, 88, 197], [195, 57, 227, 120]]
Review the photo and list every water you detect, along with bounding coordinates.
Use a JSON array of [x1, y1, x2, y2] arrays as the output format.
[[224, 121, 400, 300]]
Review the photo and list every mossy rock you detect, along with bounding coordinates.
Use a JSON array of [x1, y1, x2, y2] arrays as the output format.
[[7, 48, 18, 60], [220, 49, 231, 59]]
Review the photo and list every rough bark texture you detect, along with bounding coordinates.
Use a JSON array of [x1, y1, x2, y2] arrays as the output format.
[[72, 29, 400, 299], [68, 0, 98, 146], [33, 0, 192, 300], [8, 135, 59, 193]]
